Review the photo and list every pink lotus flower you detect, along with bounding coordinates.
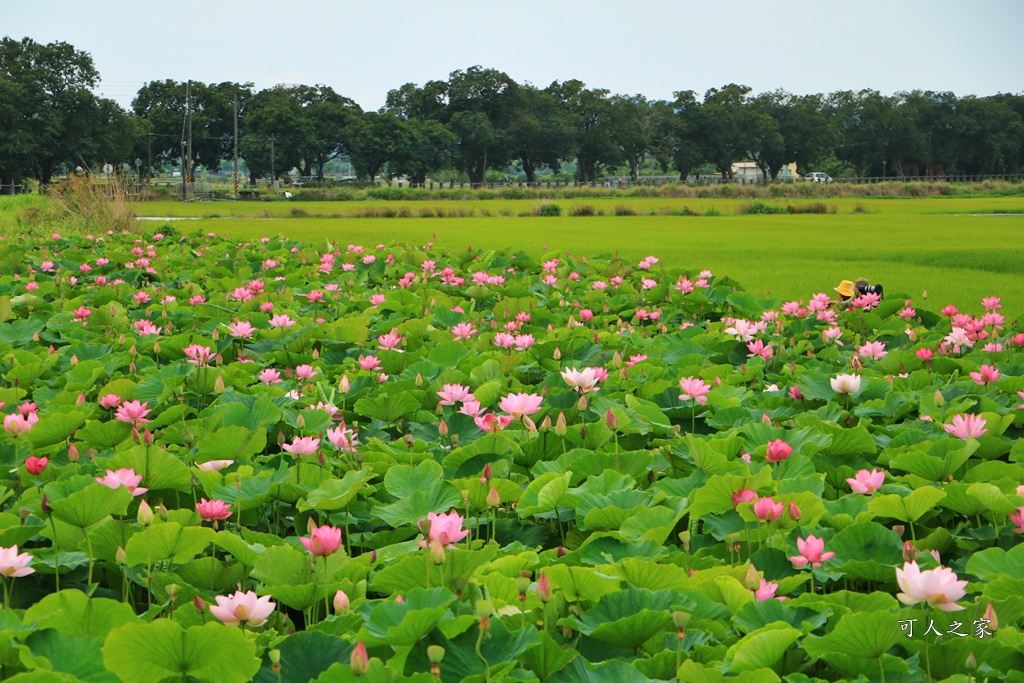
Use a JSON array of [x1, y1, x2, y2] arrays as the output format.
[[732, 489, 758, 507], [358, 355, 381, 371], [228, 321, 256, 338], [969, 364, 1001, 385], [73, 306, 92, 322], [134, 319, 161, 336], [896, 561, 968, 611], [326, 425, 359, 452], [183, 344, 214, 367], [302, 524, 343, 557], [259, 368, 282, 385], [940, 305, 958, 317], [3, 414, 34, 437], [369, 293, 386, 306], [451, 322, 477, 340], [942, 414, 988, 440], [0, 545, 35, 578], [754, 579, 784, 601], [916, 348, 934, 362], [493, 332, 516, 348], [746, 340, 772, 360], [765, 439, 793, 463], [514, 334, 535, 350], [282, 436, 320, 455], [625, 354, 648, 367], [419, 510, 469, 547], [753, 497, 785, 522], [847, 468, 886, 494], [295, 364, 318, 380], [498, 393, 543, 419], [790, 535, 835, 568], [99, 394, 123, 409], [561, 367, 601, 393], [857, 341, 888, 360], [210, 590, 276, 627], [981, 296, 1002, 311], [377, 331, 403, 350], [475, 412, 512, 432], [196, 498, 233, 521], [830, 374, 861, 394], [678, 377, 711, 405], [96, 468, 148, 496], [437, 384, 475, 406], [115, 400, 151, 426], [1009, 507, 1024, 534], [197, 460, 233, 472], [268, 314, 296, 328], [25, 456, 48, 475]]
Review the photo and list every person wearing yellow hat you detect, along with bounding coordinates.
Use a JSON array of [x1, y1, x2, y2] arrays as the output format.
[[834, 277, 869, 310]]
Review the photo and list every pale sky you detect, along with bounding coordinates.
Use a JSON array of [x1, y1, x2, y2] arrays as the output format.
[[5, 0, 1022, 111]]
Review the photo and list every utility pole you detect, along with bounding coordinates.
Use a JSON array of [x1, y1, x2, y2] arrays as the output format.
[[269, 135, 275, 193], [233, 93, 239, 198], [146, 132, 152, 188], [186, 80, 193, 199]]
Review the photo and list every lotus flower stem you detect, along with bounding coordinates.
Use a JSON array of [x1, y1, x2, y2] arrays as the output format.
[[49, 515, 60, 593]]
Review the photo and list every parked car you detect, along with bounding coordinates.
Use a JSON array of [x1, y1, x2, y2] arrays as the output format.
[[805, 172, 833, 183]]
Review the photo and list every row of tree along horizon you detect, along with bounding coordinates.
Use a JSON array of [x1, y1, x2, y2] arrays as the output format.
[[2, 36, 1023, 192]]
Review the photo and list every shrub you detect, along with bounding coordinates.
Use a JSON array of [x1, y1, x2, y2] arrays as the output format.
[[613, 204, 637, 216], [569, 204, 597, 217], [740, 199, 787, 215], [786, 202, 834, 214], [537, 203, 563, 217]]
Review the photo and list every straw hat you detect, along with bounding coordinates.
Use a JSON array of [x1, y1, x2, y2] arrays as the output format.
[[835, 280, 855, 297]]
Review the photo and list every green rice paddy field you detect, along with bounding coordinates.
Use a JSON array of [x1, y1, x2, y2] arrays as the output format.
[[137, 196, 1024, 314], [5, 194, 1024, 313]]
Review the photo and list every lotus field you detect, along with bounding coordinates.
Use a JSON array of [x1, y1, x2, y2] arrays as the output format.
[[2, 229, 1024, 683]]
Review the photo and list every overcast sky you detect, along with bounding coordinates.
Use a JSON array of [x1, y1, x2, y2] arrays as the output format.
[[5, 0, 1022, 110]]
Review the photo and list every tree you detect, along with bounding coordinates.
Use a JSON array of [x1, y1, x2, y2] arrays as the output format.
[[388, 118, 456, 184], [652, 91, 704, 181], [347, 111, 402, 182], [547, 80, 620, 183], [0, 37, 132, 186], [445, 67, 519, 184], [610, 95, 656, 182], [133, 80, 252, 174], [697, 84, 754, 180], [506, 84, 576, 183]]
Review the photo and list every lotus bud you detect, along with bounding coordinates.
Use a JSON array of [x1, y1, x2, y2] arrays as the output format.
[[903, 541, 918, 563], [49, 345, 56, 355], [552, 347, 561, 360], [430, 539, 446, 565], [211, 328, 219, 341], [312, 347, 320, 359], [76, 392, 86, 406], [71, 354, 79, 366], [119, 333, 125, 345], [213, 374, 225, 394], [481, 463, 492, 481], [934, 389, 945, 407], [984, 603, 998, 631], [68, 441, 79, 462], [557, 545, 566, 558], [129, 361, 136, 374], [577, 395, 588, 411], [40, 495, 51, 515], [744, 564, 760, 591], [350, 641, 369, 676], [116, 546, 128, 565], [605, 410, 618, 430], [33, 332, 40, 342], [157, 503, 169, 521], [536, 572, 552, 603], [333, 589, 350, 614], [153, 341, 160, 355], [415, 373, 423, 387], [965, 653, 977, 674], [554, 412, 567, 438], [137, 499, 154, 526], [523, 415, 537, 432], [893, 524, 905, 538], [131, 426, 140, 443], [317, 451, 325, 466], [714, 375, 723, 387], [486, 486, 501, 508], [788, 502, 801, 521], [539, 415, 552, 433], [339, 375, 351, 393], [143, 428, 154, 446], [296, 412, 305, 430], [438, 419, 448, 437]]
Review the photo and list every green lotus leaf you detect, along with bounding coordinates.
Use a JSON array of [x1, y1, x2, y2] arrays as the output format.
[[23, 590, 136, 639], [301, 468, 372, 511], [803, 610, 900, 659], [359, 588, 456, 646], [195, 425, 268, 463], [103, 619, 259, 683], [868, 486, 946, 523], [965, 544, 1024, 581], [124, 522, 215, 566], [47, 483, 133, 531], [571, 587, 677, 649], [252, 631, 353, 683], [725, 622, 802, 672]]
